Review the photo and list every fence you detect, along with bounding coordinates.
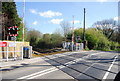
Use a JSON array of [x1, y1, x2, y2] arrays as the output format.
[[0, 41, 31, 61]]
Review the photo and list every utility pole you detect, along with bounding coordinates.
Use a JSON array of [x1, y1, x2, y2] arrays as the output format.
[[23, 0, 25, 42], [83, 8, 86, 49], [72, 16, 74, 51]]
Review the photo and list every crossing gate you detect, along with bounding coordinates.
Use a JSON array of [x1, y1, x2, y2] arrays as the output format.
[[0, 41, 32, 62]]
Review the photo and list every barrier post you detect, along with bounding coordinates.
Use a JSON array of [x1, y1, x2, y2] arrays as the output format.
[[21, 46, 23, 60], [30, 46, 32, 58]]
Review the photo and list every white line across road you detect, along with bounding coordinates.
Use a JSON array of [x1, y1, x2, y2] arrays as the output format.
[[16, 52, 108, 80], [18, 67, 56, 79], [102, 55, 118, 80]]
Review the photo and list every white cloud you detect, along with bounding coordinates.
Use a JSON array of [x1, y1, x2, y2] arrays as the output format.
[[39, 10, 62, 18], [29, 9, 38, 14], [70, 20, 80, 24], [32, 21, 38, 25], [74, 20, 80, 24], [50, 19, 63, 24]]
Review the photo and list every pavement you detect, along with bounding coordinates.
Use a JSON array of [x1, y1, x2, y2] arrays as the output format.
[[1, 57, 44, 68], [1, 50, 120, 81], [1, 51, 86, 68]]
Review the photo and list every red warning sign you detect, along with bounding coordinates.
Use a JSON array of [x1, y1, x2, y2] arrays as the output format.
[[0, 42, 7, 47]]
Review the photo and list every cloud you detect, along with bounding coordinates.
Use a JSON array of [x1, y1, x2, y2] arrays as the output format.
[[74, 20, 80, 24], [50, 19, 63, 24], [32, 21, 38, 25], [29, 9, 38, 14], [29, 9, 62, 18], [39, 10, 62, 18]]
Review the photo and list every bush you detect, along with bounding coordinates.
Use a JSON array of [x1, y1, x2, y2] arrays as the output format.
[[110, 42, 120, 51], [73, 28, 118, 51], [36, 33, 63, 49]]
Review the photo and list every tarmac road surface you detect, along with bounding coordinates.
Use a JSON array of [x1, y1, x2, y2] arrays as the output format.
[[1, 51, 120, 81]]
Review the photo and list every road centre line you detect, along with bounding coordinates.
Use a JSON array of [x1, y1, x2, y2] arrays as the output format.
[[17, 52, 105, 79], [102, 56, 118, 80]]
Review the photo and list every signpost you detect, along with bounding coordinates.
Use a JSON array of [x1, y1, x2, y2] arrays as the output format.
[[8, 26, 19, 60]]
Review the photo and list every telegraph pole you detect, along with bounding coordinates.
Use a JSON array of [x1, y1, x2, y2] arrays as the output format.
[[83, 8, 86, 49]]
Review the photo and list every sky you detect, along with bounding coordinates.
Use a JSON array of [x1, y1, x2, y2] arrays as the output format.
[[15, 1, 118, 34]]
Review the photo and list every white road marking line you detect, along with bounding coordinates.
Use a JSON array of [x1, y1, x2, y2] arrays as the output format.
[[17, 52, 105, 79], [17, 58, 81, 79], [27, 68, 58, 79], [18, 67, 56, 79], [102, 56, 117, 80]]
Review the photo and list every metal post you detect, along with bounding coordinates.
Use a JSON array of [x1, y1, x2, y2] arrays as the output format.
[[23, 0, 25, 42], [14, 36, 16, 60], [6, 44, 8, 61]]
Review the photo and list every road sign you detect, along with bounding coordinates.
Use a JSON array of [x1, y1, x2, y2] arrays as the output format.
[[8, 42, 16, 47], [11, 36, 16, 41], [0, 42, 7, 47]]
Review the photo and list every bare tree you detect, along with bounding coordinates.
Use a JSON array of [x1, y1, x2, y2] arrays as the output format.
[[93, 19, 118, 39], [60, 21, 71, 41]]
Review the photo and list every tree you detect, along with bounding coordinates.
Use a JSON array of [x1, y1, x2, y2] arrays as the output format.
[[37, 33, 63, 49], [26, 29, 42, 47], [93, 19, 117, 40], [2, 2, 25, 41], [60, 21, 71, 41], [51, 33, 63, 48]]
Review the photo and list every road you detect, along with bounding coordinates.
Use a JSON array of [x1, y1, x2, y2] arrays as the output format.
[[1, 51, 120, 81]]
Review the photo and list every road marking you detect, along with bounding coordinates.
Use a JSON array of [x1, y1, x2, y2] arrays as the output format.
[[18, 67, 56, 79], [17, 52, 105, 79], [27, 68, 58, 79], [102, 56, 117, 80], [17, 58, 82, 79]]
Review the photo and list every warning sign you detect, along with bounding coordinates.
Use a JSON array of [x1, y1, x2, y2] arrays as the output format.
[[0, 42, 7, 47]]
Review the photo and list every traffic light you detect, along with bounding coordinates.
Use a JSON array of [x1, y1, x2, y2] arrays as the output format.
[[8, 26, 19, 36]]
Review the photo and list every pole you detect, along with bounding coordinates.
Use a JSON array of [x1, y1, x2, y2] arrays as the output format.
[[23, 0, 25, 42], [14, 36, 16, 60], [72, 16, 74, 51], [83, 8, 86, 49], [6, 44, 8, 61]]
